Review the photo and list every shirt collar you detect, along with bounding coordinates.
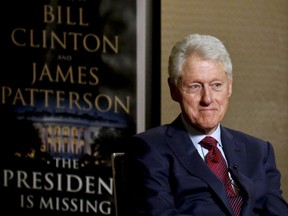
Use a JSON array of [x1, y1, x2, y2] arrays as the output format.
[[181, 114, 222, 147]]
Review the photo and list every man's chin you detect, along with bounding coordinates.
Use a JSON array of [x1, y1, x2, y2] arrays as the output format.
[[193, 123, 218, 135]]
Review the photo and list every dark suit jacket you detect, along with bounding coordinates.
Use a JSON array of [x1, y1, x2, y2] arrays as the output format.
[[124, 115, 288, 216]]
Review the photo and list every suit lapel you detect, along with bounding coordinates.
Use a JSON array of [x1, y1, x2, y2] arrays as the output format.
[[220, 127, 256, 210], [165, 116, 234, 214]]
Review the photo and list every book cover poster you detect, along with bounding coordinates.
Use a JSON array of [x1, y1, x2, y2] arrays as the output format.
[[0, 0, 137, 215]]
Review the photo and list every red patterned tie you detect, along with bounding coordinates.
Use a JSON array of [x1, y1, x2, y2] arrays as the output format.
[[200, 136, 243, 216]]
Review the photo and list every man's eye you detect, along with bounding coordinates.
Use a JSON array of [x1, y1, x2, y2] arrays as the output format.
[[211, 83, 223, 90], [187, 84, 201, 91]]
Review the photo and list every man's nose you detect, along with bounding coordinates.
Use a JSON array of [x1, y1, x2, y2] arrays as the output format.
[[200, 86, 213, 105]]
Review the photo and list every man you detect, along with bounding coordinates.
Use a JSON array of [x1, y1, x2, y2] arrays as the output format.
[[124, 34, 288, 215]]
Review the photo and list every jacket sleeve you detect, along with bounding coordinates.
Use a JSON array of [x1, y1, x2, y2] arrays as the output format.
[[124, 136, 187, 216], [261, 141, 288, 215]]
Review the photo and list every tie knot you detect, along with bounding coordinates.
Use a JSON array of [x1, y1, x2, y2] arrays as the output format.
[[199, 136, 217, 150]]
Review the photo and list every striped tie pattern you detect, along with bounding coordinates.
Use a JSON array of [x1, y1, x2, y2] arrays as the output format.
[[200, 136, 243, 216]]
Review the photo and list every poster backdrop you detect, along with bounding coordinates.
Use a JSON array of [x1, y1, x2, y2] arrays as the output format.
[[0, 0, 161, 215]]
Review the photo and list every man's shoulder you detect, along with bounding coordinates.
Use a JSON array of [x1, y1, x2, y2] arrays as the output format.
[[221, 126, 267, 144], [137, 115, 186, 138], [135, 124, 169, 138]]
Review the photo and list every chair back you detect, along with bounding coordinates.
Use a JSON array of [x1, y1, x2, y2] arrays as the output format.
[[111, 152, 127, 216]]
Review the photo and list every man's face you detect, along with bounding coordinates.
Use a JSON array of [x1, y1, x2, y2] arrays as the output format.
[[170, 55, 232, 134]]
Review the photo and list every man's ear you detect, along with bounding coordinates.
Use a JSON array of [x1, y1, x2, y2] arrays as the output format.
[[228, 78, 233, 97], [168, 78, 180, 102]]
